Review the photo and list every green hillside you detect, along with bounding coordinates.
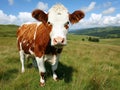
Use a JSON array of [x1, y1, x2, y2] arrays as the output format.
[[0, 25, 19, 37], [70, 26, 120, 38], [0, 25, 120, 90]]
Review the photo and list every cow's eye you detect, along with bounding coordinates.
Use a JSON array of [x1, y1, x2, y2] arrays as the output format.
[[65, 21, 69, 26], [47, 21, 51, 25], [64, 21, 69, 29], [66, 21, 69, 25]]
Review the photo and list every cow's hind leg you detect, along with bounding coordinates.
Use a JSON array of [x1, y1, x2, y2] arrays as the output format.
[[19, 50, 25, 73], [32, 57, 38, 68], [36, 56, 46, 87], [26, 55, 38, 68]]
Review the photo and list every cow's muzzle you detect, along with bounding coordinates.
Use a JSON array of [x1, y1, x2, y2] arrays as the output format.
[[53, 37, 66, 48]]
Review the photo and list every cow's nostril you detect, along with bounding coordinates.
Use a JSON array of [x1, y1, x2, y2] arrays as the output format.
[[54, 38, 57, 43], [61, 38, 64, 43]]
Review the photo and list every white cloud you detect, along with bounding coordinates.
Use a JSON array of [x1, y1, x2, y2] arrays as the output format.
[[8, 0, 14, 5], [18, 12, 35, 24], [0, 2, 49, 25], [71, 13, 120, 29], [36, 2, 48, 11], [89, 13, 102, 25], [102, 7, 115, 14], [0, 10, 36, 25], [103, 2, 112, 8], [0, 10, 17, 24], [102, 14, 120, 25], [82, 2, 96, 12]]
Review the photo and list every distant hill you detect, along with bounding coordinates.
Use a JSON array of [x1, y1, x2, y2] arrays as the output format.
[[0, 25, 120, 38], [0, 25, 19, 37], [69, 26, 120, 38]]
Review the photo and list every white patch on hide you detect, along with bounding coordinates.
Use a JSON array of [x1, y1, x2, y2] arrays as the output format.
[[34, 22, 42, 40]]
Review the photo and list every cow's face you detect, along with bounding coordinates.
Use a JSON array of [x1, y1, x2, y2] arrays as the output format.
[[32, 4, 84, 48]]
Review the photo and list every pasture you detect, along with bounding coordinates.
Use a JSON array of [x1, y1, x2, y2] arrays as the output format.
[[0, 26, 120, 90]]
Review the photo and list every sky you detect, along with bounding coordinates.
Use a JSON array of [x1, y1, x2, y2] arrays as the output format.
[[0, 0, 120, 29]]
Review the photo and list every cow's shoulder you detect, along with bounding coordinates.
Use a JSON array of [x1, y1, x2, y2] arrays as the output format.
[[34, 23, 52, 45]]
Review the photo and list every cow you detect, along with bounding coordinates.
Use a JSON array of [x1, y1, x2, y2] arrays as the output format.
[[17, 4, 84, 86]]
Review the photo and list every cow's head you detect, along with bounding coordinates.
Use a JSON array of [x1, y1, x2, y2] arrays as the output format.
[[32, 4, 84, 48]]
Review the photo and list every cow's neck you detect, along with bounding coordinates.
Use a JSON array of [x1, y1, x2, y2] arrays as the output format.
[[45, 41, 63, 55]]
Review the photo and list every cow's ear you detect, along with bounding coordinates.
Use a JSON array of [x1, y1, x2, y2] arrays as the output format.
[[32, 9, 48, 23], [69, 10, 85, 24]]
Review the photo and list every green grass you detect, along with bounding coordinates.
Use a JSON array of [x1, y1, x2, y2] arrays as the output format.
[[100, 38, 120, 46], [0, 25, 18, 37], [0, 31, 120, 89]]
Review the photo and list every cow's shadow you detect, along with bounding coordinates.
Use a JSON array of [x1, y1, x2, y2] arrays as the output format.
[[45, 61, 76, 83], [27, 60, 76, 83]]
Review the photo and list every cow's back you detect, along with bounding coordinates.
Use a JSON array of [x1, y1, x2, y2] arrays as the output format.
[[17, 23, 38, 54], [17, 23, 37, 38]]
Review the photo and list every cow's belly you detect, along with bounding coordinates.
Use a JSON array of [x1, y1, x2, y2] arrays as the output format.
[[24, 53, 57, 65]]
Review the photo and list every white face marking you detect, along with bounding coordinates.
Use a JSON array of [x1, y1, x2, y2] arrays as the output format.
[[48, 4, 69, 46]]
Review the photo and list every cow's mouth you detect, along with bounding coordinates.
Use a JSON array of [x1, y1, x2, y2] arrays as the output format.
[[53, 43, 66, 49]]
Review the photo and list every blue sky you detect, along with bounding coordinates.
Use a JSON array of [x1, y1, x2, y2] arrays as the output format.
[[0, 0, 120, 29]]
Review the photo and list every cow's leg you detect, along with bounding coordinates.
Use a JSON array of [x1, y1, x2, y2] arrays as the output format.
[[36, 56, 46, 87], [32, 58, 38, 68], [19, 50, 25, 73], [51, 54, 60, 81], [26, 55, 37, 68]]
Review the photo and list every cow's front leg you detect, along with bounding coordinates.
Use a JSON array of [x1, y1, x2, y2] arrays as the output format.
[[19, 50, 25, 73], [36, 56, 46, 87], [51, 54, 60, 81]]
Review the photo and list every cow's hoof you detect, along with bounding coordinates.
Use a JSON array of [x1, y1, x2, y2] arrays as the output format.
[[21, 70, 25, 73], [40, 82, 45, 87], [53, 77, 59, 81]]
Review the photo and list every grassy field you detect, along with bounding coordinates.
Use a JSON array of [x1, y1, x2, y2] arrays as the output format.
[[0, 25, 18, 37], [0, 30, 120, 89]]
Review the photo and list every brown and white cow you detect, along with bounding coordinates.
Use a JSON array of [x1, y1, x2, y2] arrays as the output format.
[[17, 4, 84, 86]]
